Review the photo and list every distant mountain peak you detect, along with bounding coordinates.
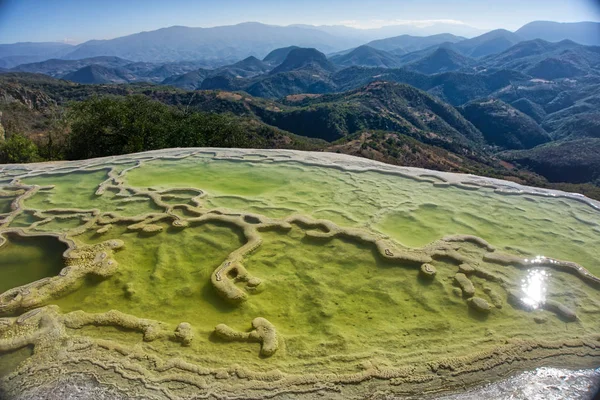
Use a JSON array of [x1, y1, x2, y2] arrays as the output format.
[[62, 64, 132, 84], [353, 45, 378, 53], [330, 45, 401, 68], [483, 28, 519, 37], [405, 47, 474, 74], [50, 23, 358, 63], [263, 46, 301, 66], [270, 48, 336, 75], [516, 21, 600, 46], [450, 29, 524, 58], [366, 33, 465, 53], [234, 56, 266, 67]]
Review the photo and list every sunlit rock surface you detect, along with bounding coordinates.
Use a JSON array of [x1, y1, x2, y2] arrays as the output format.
[[0, 148, 599, 399]]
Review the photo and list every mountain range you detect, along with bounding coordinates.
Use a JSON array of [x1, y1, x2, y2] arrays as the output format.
[[4, 31, 598, 152], [152, 39, 599, 103], [1, 19, 600, 198], [9, 57, 211, 84], [515, 21, 600, 46], [1, 20, 599, 68], [6, 36, 597, 95]]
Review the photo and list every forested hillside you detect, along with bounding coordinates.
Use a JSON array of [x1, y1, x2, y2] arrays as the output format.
[[1, 72, 599, 199]]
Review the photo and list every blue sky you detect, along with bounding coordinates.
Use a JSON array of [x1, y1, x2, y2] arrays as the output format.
[[0, 0, 599, 44]]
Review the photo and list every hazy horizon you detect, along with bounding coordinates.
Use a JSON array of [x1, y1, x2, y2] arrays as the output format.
[[0, 0, 599, 44]]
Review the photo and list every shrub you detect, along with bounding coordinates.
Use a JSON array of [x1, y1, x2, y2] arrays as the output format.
[[0, 134, 40, 164]]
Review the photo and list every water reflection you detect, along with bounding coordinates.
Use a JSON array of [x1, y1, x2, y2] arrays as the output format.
[[520, 268, 549, 309], [432, 367, 600, 400], [524, 255, 557, 265]]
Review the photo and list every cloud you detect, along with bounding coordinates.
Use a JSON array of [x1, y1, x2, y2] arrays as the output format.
[[337, 19, 470, 30]]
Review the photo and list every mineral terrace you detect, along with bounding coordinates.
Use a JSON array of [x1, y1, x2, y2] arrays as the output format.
[[0, 148, 599, 399]]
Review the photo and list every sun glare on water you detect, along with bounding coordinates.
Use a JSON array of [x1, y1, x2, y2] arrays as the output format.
[[521, 267, 550, 309]]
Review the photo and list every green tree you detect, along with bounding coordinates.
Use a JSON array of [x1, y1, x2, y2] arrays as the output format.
[[0, 111, 5, 142], [40, 108, 70, 161], [0, 134, 40, 164], [168, 112, 253, 148], [67, 95, 173, 159]]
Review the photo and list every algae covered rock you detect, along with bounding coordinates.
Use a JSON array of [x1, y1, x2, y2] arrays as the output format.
[[420, 263, 437, 279], [468, 296, 492, 313], [214, 323, 250, 341], [458, 263, 475, 274], [544, 299, 577, 321], [172, 219, 189, 228], [211, 261, 264, 304], [96, 224, 112, 234], [507, 288, 526, 308], [454, 273, 475, 297], [214, 317, 279, 357], [63, 309, 168, 342], [249, 317, 278, 357], [174, 322, 194, 346], [483, 286, 503, 309], [507, 289, 577, 322], [123, 282, 136, 299], [141, 224, 163, 234]]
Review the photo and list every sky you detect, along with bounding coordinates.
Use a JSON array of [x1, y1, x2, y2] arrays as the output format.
[[0, 0, 599, 44]]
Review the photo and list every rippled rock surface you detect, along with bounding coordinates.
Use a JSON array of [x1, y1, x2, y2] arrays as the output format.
[[0, 148, 599, 399]]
